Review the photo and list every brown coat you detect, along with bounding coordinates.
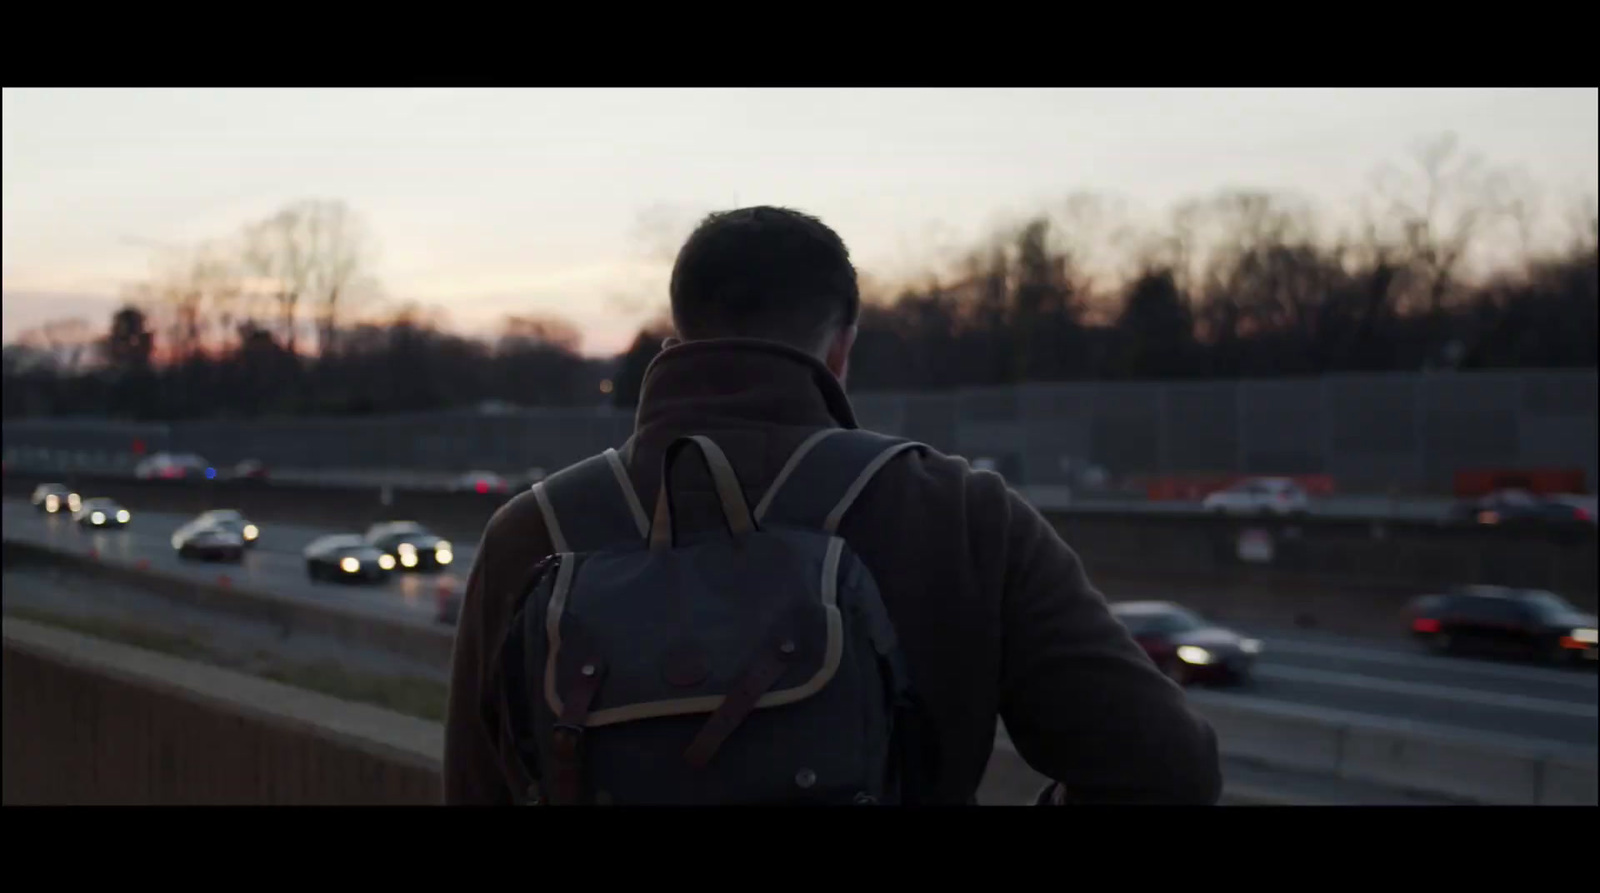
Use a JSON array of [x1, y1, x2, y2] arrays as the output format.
[[443, 338, 1222, 804]]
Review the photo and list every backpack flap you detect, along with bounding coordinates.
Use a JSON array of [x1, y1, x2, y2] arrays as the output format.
[[534, 532, 869, 803]]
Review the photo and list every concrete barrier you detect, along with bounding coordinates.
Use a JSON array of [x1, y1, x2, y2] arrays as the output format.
[[1187, 690, 1598, 805], [1, 616, 1059, 805], [1542, 753, 1600, 806], [1181, 695, 1345, 776], [3, 618, 441, 804]]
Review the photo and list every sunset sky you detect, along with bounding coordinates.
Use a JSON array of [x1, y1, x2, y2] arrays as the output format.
[[4, 88, 1596, 356]]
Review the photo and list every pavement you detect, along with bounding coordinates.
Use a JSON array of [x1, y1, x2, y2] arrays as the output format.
[[5, 496, 1596, 753]]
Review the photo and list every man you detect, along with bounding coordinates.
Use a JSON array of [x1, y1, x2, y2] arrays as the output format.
[[443, 205, 1222, 804]]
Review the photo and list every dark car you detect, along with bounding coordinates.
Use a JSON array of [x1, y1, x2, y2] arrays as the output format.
[[30, 482, 81, 515], [195, 509, 260, 547], [1452, 489, 1594, 526], [1406, 585, 1598, 665], [73, 497, 131, 529], [304, 534, 395, 583], [172, 519, 245, 563], [1110, 600, 1263, 686], [364, 521, 454, 571]]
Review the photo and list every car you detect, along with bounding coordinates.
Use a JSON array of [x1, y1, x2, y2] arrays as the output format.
[[364, 521, 454, 571], [135, 451, 214, 480], [30, 483, 81, 515], [450, 470, 509, 494], [304, 534, 396, 583], [1451, 489, 1595, 526], [1202, 477, 1310, 516], [227, 459, 269, 481], [1110, 600, 1263, 686], [73, 497, 131, 529], [193, 508, 260, 547], [1406, 585, 1598, 665], [172, 520, 245, 563]]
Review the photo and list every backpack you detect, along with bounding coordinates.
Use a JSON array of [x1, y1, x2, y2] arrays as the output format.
[[491, 428, 937, 805]]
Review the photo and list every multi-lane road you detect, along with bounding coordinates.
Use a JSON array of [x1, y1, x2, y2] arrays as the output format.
[[4, 497, 1595, 750]]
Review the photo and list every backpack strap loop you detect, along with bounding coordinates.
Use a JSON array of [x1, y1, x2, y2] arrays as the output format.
[[757, 429, 928, 534], [649, 435, 757, 552], [533, 447, 649, 553]]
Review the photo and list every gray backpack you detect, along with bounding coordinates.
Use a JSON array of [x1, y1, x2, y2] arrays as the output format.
[[493, 428, 936, 805]]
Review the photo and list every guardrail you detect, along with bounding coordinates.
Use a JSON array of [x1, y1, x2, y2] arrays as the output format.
[[7, 538, 1593, 805]]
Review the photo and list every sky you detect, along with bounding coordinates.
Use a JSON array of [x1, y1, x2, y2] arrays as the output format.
[[3, 87, 1597, 356]]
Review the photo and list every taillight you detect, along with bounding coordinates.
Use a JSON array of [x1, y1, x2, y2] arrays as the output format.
[[475, 480, 489, 494], [1576, 507, 1592, 522], [1412, 617, 1441, 634]]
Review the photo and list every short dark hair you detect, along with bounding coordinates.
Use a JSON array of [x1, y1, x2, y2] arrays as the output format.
[[669, 206, 860, 351]]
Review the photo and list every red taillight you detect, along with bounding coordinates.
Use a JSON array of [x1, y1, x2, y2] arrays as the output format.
[[1576, 507, 1592, 522], [1413, 617, 1441, 633], [475, 481, 489, 494]]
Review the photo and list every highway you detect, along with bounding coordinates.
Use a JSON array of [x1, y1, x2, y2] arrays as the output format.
[[7, 456, 1480, 520], [4, 496, 1596, 750]]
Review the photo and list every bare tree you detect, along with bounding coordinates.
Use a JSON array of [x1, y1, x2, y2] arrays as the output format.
[[1368, 132, 1510, 314], [24, 318, 95, 373], [244, 205, 316, 354], [1567, 194, 1598, 256], [498, 314, 583, 355], [304, 200, 373, 356]]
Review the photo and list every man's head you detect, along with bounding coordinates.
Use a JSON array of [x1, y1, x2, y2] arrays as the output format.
[[668, 206, 860, 382]]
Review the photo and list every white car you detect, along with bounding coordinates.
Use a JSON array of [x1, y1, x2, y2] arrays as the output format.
[[135, 452, 211, 480], [1202, 477, 1310, 516]]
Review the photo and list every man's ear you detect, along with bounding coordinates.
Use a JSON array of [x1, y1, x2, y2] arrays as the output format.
[[823, 324, 857, 385]]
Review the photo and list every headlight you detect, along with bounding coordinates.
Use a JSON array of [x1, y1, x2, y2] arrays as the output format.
[[1176, 645, 1215, 665], [116, 509, 130, 523], [242, 524, 259, 540], [90, 511, 106, 525], [1574, 628, 1599, 645], [378, 554, 396, 570], [45, 495, 59, 512], [340, 557, 360, 574], [68, 494, 81, 511], [400, 552, 418, 568], [1240, 638, 1263, 655], [435, 548, 454, 565], [397, 542, 417, 556], [436, 540, 452, 553]]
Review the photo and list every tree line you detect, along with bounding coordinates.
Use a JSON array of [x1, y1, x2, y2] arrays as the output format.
[[5, 134, 1596, 421]]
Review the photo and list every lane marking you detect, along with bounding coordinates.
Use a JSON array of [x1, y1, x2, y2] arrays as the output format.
[[1254, 664, 1599, 718]]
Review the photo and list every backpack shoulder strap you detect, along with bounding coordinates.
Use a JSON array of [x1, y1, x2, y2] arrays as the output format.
[[531, 446, 650, 553], [754, 428, 928, 534]]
